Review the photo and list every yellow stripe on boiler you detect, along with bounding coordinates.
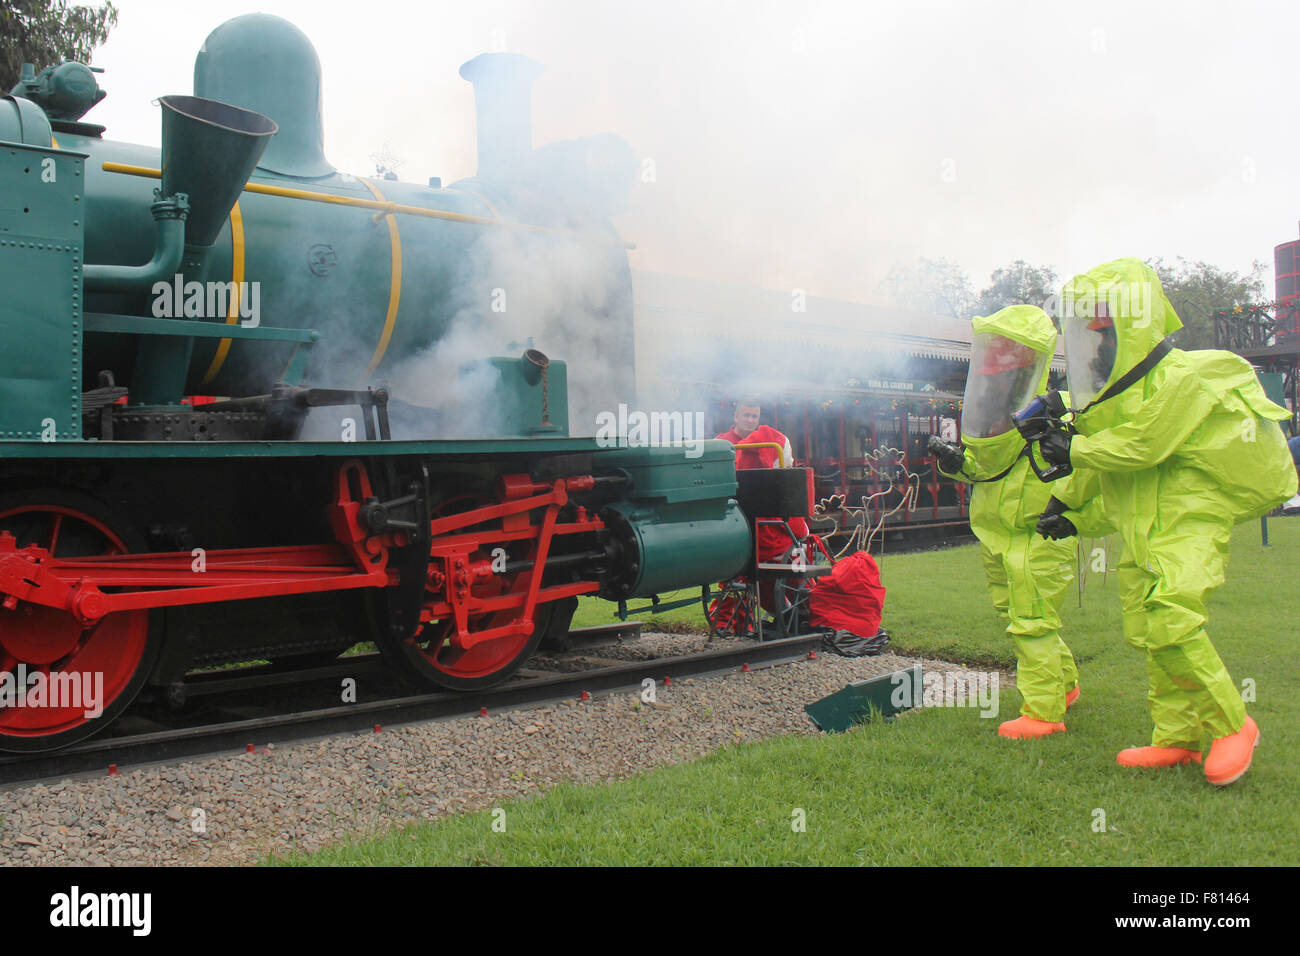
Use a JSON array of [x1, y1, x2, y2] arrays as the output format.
[[361, 178, 403, 375], [199, 200, 245, 386]]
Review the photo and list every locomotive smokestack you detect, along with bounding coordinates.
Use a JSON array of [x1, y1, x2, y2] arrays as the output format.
[[459, 53, 544, 183]]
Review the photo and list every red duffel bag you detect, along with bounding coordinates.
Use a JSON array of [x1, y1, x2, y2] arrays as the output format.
[[808, 550, 886, 637]]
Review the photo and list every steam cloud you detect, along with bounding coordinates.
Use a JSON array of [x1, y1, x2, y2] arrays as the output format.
[[382, 227, 627, 439]]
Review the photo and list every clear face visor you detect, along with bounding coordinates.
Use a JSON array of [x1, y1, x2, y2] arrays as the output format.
[[1063, 304, 1118, 411], [961, 333, 1049, 439]]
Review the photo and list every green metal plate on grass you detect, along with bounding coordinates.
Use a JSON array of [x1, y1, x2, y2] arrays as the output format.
[[805, 665, 922, 733]]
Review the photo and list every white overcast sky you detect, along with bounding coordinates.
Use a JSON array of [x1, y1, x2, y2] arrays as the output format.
[[85, 0, 1300, 305]]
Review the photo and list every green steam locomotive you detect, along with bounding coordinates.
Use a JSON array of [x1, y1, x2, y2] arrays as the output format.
[[0, 14, 772, 752]]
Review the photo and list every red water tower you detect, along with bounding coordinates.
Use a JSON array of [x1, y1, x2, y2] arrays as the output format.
[[1275, 224, 1300, 343]]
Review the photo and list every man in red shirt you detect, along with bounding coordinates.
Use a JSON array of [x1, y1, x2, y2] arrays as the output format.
[[715, 399, 807, 561]]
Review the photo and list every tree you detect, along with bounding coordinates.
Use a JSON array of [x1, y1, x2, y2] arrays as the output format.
[[1147, 256, 1268, 350], [974, 260, 1058, 318], [880, 257, 976, 319], [0, 0, 118, 91]]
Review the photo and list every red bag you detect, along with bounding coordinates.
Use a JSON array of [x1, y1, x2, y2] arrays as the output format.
[[808, 551, 886, 637]]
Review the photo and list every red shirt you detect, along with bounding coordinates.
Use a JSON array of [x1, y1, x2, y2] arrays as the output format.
[[715, 424, 794, 470], [716, 424, 807, 558]]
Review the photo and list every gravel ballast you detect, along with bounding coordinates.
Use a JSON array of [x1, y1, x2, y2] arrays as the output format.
[[0, 632, 1009, 866]]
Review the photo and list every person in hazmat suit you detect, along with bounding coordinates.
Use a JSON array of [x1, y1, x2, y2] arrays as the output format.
[[1032, 257, 1298, 786], [928, 305, 1105, 739]]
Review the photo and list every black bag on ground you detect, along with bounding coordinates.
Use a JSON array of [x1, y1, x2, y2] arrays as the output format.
[[821, 627, 890, 657]]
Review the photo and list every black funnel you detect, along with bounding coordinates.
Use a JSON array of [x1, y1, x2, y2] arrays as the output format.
[[159, 94, 277, 247]]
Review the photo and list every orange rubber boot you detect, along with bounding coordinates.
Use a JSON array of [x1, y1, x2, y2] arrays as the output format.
[[1204, 716, 1260, 787], [1115, 746, 1202, 768], [1066, 685, 1080, 709], [998, 716, 1066, 739]]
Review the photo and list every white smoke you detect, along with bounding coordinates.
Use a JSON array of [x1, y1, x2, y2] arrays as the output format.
[[383, 224, 627, 438]]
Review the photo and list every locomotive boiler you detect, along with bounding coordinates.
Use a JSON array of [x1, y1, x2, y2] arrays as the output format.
[[0, 14, 782, 752]]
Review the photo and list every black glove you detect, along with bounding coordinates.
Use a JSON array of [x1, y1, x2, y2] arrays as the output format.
[[1036, 496, 1077, 539], [1038, 429, 1072, 467], [927, 435, 965, 474]]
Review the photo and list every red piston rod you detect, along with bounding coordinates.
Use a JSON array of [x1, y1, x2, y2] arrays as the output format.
[[0, 536, 400, 626], [496, 473, 601, 500]]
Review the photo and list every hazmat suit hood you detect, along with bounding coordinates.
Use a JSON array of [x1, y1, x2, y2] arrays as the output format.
[[1060, 258, 1181, 420], [961, 305, 1057, 446]]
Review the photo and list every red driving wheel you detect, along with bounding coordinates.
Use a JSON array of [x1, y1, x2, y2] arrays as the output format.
[[396, 486, 553, 692], [0, 489, 159, 752], [414, 595, 555, 691]]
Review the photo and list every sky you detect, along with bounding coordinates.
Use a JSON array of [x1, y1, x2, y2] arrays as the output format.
[[82, 0, 1300, 307]]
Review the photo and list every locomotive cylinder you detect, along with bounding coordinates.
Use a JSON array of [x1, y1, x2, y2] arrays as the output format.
[[597, 442, 752, 599]]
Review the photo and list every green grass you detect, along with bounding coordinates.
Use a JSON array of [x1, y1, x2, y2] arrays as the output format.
[[878, 534, 1124, 670], [275, 518, 1299, 866], [571, 589, 710, 634]]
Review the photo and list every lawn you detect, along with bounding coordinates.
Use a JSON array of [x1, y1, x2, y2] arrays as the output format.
[[570, 588, 709, 634], [278, 518, 1298, 866]]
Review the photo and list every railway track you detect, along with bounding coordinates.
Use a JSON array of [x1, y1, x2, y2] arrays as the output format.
[[0, 625, 823, 788]]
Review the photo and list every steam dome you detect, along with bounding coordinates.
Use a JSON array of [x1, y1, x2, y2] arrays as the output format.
[[194, 13, 334, 178]]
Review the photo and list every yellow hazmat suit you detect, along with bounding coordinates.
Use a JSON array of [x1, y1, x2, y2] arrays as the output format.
[[1053, 258, 1297, 762], [939, 305, 1102, 726]]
